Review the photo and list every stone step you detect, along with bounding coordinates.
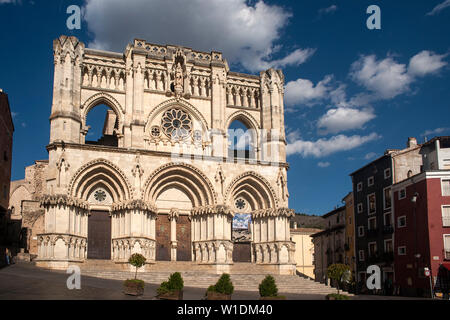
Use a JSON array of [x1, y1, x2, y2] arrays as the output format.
[[78, 270, 348, 295]]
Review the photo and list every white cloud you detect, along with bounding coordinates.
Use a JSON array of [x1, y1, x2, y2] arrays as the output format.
[[350, 55, 412, 99], [350, 51, 448, 100], [421, 127, 449, 137], [284, 75, 332, 106], [82, 0, 314, 72], [426, 0, 450, 16], [317, 161, 330, 168], [0, 0, 19, 4], [11, 111, 18, 118], [364, 152, 377, 160], [286, 132, 380, 158], [408, 50, 448, 77], [286, 128, 301, 143], [318, 5, 337, 15], [317, 107, 376, 134]]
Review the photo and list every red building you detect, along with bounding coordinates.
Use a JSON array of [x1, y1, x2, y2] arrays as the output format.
[[392, 169, 450, 297]]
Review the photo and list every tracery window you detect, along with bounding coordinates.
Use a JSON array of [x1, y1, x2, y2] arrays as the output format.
[[161, 108, 192, 140]]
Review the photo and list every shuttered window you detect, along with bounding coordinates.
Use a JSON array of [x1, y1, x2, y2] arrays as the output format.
[[444, 235, 450, 260], [442, 206, 450, 227], [442, 180, 450, 196]]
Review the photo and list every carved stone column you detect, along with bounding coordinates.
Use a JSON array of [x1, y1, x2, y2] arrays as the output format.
[[168, 208, 179, 261]]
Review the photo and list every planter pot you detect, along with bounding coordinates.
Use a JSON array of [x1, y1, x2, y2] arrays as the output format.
[[206, 291, 232, 300], [260, 296, 286, 300], [123, 280, 145, 296], [158, 290, 183, 300]]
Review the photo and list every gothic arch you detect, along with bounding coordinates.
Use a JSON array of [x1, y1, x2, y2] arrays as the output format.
[[225, 110, 260, 131], [145, 98, 209, 133], [80, 92, 125, 131], [224, 171, 278, 210], [142, 162, 217, 207], [68, 158, 133, 202]]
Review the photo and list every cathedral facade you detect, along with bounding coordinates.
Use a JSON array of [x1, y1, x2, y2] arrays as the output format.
[[34, 35, 295, 274]]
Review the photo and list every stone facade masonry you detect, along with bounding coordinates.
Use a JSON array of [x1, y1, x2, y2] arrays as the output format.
[[21, 35, 295, 274]]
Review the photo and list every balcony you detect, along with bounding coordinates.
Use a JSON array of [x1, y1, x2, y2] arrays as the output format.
[[383, 225, 394, 234]]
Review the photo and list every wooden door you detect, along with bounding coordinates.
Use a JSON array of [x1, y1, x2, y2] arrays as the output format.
[[87, 210, 111, 259]]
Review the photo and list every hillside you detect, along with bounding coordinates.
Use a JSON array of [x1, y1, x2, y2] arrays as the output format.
[[290, 213, 326, 230]]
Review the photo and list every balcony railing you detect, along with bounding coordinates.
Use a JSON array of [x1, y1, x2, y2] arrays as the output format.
[[383, 225, 394, 234]]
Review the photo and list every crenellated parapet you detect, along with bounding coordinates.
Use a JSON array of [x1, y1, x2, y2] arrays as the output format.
[[190, 204, 234, 218], [40, 194, 89, 211], [252, 207, 295, 219], [111, 199, 157, 214]]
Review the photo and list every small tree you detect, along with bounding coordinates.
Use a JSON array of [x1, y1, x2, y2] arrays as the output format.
[[259, 275, 278, 297], [128, 253, 146, 279], [207, 273, 234, 295], [327, 264, 351, 294], [157, 272, 184, 295]]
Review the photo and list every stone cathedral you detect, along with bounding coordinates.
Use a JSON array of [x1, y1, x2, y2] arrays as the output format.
[[32, 35, 295, 274]]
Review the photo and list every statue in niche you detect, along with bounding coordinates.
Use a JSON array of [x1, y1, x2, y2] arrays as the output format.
[[174, 62, 184, 97]]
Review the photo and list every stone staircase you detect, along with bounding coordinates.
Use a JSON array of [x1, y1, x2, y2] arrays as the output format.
[[72, 260, 348, 295]]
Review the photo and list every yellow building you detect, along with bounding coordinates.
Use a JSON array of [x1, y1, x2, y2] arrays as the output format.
[[343, 192, 356, 277], [291, 226, 323, 279]]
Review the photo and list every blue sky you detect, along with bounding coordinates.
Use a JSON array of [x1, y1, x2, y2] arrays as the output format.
[[0, 0, 449, 215]]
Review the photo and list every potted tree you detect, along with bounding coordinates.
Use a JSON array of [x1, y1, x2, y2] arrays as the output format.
[[123, 253, 146, 296], [157, 272, 184, 300], [325, 263, 351, 300], [205, 273, 234, 300], [259, 275, 286, 300]]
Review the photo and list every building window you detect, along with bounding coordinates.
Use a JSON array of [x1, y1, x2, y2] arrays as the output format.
[[384, 168, 391, 179], [384, 187, 392, 209], [398, 216, 407, 228], [444, 235, 450, 260], [359, 250, 365, 261], [368, 176, 374, 187], [357, 203, 363, 213], [442, 206, 450, 227], [399, 188, 406, 200], [368, 217, 377, 230], [357, 182, 363, 192], [3, 151, 8, 162], [384, 212, 393, 226], [442, 180, 450, 196], [384, 239, 393, 253], [368, 193, 376, 214], [368, 242, 377, 256], [358, 226, 365, 237], [398, 246, 407, 255]]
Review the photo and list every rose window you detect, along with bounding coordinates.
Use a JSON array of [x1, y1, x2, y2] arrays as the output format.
[[161, 108, 192, 139], [151, 126, 160, 137], [94, 189, 106, 202], [235, 198, 246, 210]]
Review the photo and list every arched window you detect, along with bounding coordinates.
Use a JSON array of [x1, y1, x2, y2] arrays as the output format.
[[407, 170, 413, 178], [85, 104, 119, 147], [227, 119, 255, 159]]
